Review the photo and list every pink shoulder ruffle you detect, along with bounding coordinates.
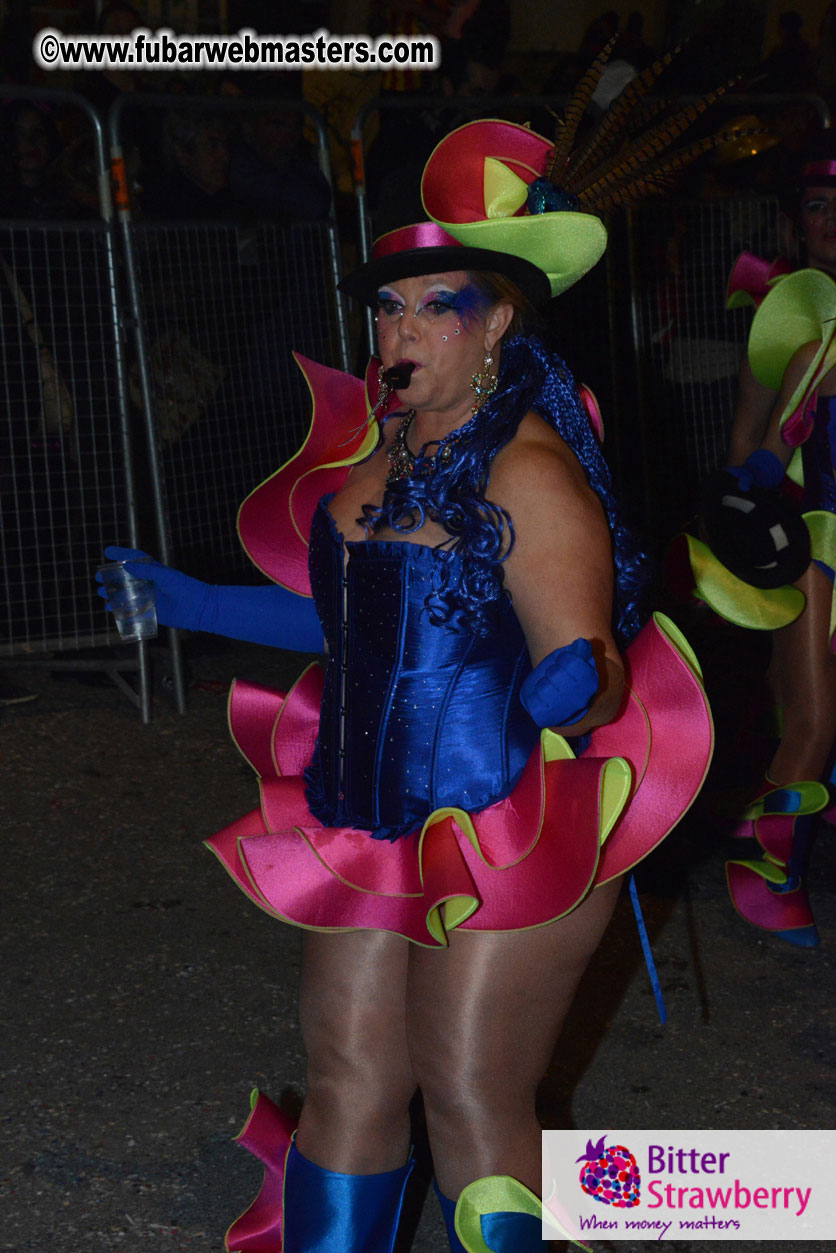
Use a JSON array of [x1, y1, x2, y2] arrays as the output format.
[[726, 251, 792, 311], [204, 613, 712, 947], [236, 355, 387, 594], [578, 383, 604, 443]]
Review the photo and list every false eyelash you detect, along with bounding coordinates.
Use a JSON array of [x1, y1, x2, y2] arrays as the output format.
[[420, 294, 459, 313], [419, 284, 490, 322]]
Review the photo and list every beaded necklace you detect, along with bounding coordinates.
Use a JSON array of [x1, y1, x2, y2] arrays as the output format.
[[385, 409, 483, 485]]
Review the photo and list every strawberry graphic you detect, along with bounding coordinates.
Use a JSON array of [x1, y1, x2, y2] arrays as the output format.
[[576, 1135, 641, 1207]]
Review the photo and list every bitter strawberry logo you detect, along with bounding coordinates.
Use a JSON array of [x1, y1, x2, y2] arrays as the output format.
[[577, 1135, 641, 1207]]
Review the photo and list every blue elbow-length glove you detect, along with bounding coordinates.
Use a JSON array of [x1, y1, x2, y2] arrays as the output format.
[[520, 637, 600, 728], [98, 546, 324, 653]]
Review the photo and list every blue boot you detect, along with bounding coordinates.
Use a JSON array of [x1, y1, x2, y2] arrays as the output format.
[[282, 1141, 413, 1253], [453, 1176, 591, 1252], [434, 1181, 466, 1252]]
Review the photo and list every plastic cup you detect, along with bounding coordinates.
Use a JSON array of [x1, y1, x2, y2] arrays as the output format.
[[97, 559, 158, 642]]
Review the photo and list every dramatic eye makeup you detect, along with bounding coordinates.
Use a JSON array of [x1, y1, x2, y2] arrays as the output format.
[[375, 289, 405, 321], [415, 288, 461, 318], [416, 283, 487, 324], [374, 282, 490, 326]]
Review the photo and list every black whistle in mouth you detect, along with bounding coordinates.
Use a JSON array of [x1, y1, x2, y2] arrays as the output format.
[[383, 362, 415, 389], [368, 361, 415, 421]]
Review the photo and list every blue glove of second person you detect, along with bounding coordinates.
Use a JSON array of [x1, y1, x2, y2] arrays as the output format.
[[520, 637, 600, 729], [98, 546, 324, 653], [726, 449, 785, 492]]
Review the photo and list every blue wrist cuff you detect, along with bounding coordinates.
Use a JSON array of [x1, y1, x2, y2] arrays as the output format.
[[728, 449, 785, 491], [520, 637, 599, 728]]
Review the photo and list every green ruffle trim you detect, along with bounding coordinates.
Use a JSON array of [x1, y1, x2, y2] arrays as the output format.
[[681, 533, 806, 630], [455, 1174, 592, 1252]]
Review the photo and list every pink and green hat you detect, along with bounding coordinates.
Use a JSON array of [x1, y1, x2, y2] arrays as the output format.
[[420, 119, 608, 298], [340, 119, 607, 307], [339, 219, 552, 307]]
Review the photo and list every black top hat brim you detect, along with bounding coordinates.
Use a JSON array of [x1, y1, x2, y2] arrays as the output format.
[[338, 245, 551, 308]]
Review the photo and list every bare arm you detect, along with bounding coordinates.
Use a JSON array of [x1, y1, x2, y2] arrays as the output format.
[[727, 355, 777, 465], [488, 413, 624, 735]]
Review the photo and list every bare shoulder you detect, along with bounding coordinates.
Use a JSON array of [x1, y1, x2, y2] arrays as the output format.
[[781, 338, 835, 398], [489, 410, 599, 512], [791, 339, 827, 369]]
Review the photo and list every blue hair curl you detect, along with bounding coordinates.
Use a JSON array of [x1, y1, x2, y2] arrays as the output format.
[[361, 335, 649, 647]]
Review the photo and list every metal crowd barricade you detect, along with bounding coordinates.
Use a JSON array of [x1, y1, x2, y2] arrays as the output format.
[[625, 194, 798, 537], [109, 94, 350, 604], [0, 86, 155, 719]]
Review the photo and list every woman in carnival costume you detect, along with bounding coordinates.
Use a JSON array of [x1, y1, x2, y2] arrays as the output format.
[[687, 137, 836, 947], [727, 134, 836, 462], [101, 115, 713, 1251]]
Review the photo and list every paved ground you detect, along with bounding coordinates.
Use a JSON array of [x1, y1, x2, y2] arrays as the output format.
[[2, 635, 835, 1252]]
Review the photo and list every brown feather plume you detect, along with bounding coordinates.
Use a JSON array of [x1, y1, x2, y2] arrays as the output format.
[[534, 23, 754, 214], [565, 47, 679, 184], [547, 34, 619, 185], [571, 80, 736, 198], [577, 126, 764, 212]]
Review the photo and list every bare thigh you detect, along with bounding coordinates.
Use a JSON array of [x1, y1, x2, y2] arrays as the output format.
[[295, 928, 417, 1172], [405, 877, 623, 1197]]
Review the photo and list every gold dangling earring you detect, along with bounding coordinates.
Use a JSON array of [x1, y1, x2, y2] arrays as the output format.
[[471, 352, 497, 413]]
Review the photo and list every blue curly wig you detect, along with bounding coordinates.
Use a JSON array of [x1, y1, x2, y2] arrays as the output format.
[[361, 334, 650, 648]]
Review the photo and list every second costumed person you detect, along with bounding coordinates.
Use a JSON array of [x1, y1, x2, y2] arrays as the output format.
[[676, 143, 836, 950]]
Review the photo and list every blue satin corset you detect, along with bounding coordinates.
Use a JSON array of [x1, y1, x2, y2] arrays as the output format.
[[305, 497, 539, 840], [802, 394, 836, 515]]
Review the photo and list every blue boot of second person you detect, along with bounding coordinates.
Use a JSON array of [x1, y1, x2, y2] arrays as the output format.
[[453, 1175, 592, 1252], [282, 1141, 413, 1253], [434, 1181, 466, 1252]]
